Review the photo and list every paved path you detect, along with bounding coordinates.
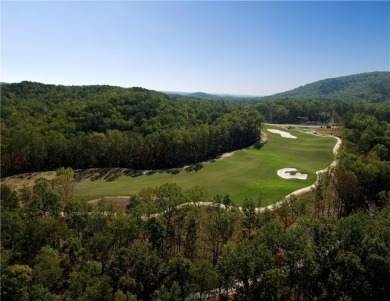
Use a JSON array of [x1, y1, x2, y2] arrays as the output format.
[[148, 134, 342, 214], [258, 136, 341, 212]]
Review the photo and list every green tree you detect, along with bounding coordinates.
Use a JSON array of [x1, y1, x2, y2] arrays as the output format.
[[216, 242, 237, 298], [1, 211, 23, 249], [206, 206, 237, 264], [165, 253, 194, 301], [1, 184, 19, 210], [154, 282, 181, 301], [111, 214, 138, 249], [191, 259, 218, 300], [107, 248, 132, 287], [53, 167, 75, 202], [310, 217, 339, 299], [361, 236, 390, 300], [30, 178, 63, 215], [114, 290, 137, 301], [16, 216, 68, 258], [29, 284, 55, 301], [155, 183, 184, 254], [33, 246, 63, 292], [242, 197, 258, 239], [129, 243, 161, 301], [258, 268, 289, 301], [79, 275, 113, 301], [333, 169, 362, 215], [370, 144, 389, 161], [88, 232, 115, 271], [1, 264, 33, 301], [145, 217, 165, 253], [184, 215, 198, 259], [331, 252, 367, 300], [281, 227, 319, 300], [68, 261, 102, 300], [62, 236, 84, 264], [275, 195, 306, 230]]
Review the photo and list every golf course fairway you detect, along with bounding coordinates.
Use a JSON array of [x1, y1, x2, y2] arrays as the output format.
[[73, 125, 338, 206]]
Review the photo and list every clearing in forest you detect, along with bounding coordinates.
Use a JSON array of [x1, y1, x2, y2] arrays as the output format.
[[73, 125, 337, 206]]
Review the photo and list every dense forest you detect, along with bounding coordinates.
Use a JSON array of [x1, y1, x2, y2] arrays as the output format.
[[1, 76, 390, 301], [1, 110, 390, 300], [1, 82, 262, 176]]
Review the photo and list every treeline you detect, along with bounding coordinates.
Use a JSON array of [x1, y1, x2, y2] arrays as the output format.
[[1, 82, 262, 176], [253, 97, 390, 124], [336, 113, 390, 211]]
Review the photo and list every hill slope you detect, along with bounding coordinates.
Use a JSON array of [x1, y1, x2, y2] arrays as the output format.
[[264, 71, 390, 102], [0, 81, 262, 176]]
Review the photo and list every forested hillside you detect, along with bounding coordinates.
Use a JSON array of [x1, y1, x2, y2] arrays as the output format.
[[1, 82, 262, 176], [263, 71, 390, 102]]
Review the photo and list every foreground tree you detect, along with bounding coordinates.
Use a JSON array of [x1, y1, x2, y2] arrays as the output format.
[[0, 184, 19, 210], [2, 264, 33, 301], [33, 246, 63, 293]]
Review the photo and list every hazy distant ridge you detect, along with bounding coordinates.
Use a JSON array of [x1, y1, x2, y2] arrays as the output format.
[[165, 91, 261, 101]]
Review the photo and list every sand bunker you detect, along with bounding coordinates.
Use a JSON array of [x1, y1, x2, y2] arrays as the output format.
[[267, 129, 297, 139], [277, 168, 308, 180]]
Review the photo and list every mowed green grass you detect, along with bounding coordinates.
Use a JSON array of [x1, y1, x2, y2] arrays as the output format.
[[74, 125, 337, 206]]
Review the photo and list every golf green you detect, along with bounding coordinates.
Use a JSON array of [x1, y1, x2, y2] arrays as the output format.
[[74, 125, 337, 206]]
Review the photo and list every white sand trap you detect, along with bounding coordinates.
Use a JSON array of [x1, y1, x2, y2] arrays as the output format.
[[267, 129, 297, 139], [277, 168, 308, 180]]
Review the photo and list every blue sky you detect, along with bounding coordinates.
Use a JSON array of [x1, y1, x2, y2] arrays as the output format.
[[1, 1, 389, 95]]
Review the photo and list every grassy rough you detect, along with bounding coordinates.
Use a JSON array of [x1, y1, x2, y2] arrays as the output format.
[[74, 125, 337, 206]]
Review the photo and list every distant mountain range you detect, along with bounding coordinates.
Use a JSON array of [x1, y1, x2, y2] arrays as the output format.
[[166, 71, 390, 103], [164, 91, 261, 101]]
